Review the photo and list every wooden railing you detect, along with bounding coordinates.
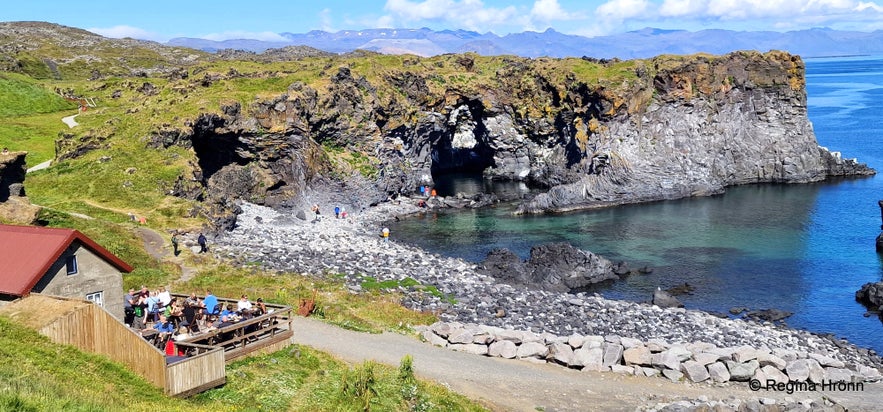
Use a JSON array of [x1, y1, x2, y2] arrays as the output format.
[[0, 294, 227, 397], [170, 294, 294, 362], [164, 341, 225, 397]]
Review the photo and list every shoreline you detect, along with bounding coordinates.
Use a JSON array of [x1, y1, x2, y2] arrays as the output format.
[[213, 199, 883, 374]]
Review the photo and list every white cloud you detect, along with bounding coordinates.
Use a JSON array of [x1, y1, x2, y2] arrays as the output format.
[[531, 0, 571, 21], [383, 0, 519, 31], [88, 25, 161, 41], [596, 0, 652, 20], [199, 31, 289, 42], [320, 8, 335, 32], [855, 1, 883, 11], [659, 0, 707, 17]]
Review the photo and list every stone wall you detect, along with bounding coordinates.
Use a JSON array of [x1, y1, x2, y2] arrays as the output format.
[[419, 321, 882, 387]]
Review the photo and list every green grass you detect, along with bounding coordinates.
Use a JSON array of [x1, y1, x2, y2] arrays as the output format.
[[0, 317, 487, 412], [0, 73, 76, 117], [179, 266, 438, 334], [193, 347, 487, 411]]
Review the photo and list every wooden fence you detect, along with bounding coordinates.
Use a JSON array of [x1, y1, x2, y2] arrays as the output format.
[[0, 294, 226, 396]]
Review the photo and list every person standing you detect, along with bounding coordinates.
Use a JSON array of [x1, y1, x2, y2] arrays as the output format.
[[171, 232, 179, 256], [197, 233, 207, 253], [381, 227, 390, 243], [123, 288, 135, 327], [334, 206, 340, 219]]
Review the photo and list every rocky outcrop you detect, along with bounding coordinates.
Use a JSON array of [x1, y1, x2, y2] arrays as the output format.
[[856, 282, 883, 312], [156, 51, 873, 218], [478, 242, 621, 292], [0, 151, 40, 223]]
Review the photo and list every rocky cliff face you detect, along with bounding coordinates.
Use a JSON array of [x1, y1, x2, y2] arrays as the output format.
[[0, 152, 40, 223], [166, 51, 872, 222]]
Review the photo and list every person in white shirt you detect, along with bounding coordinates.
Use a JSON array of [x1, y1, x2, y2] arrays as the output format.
[[237, 294, 253, 312], [157, 286, 172, 308]]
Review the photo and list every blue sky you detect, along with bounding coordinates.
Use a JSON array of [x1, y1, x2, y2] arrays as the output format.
[[5, 0, 883, 42]]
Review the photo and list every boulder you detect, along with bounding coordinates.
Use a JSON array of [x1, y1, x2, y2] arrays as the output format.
[[662, 368, 684, 382], [808, 353, 845, 368], [494, 329, 524, 344], [449, 343, 488, 356], [692, 352, 720, 366], [602, 343, 624, 367], [488, 340, 517, 359], [707, 361, 731, 383], [760, 365, 789, 385], [516, 341, 548, 359], [572, 347, 604, 370], [786, 359, 812, 382], [652, 288, 684, 308], [623, 346, 652, 366], [652, 351, 682, 371], [731, 345, 759, 363], [756, 352, 787, 370], [567, 334, 586, 349], [681, 360, 710, 383], [448, 328, 474, 344], [548, 342, 574, 365], [856, 281, 883, 310], [825, 368, 854, 383], [478, 243, 621, 292], [726, 360, 760, 381], [422, 330, 448, 347]]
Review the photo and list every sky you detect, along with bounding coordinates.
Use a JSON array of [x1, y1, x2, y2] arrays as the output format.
[[4, 0, 883, 42]]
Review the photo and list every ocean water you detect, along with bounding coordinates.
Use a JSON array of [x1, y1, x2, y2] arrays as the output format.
[[386, 55, 883, 353]]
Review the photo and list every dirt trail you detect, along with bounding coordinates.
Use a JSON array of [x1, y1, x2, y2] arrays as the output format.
[[290, 316, 883, 411], [135, 226, 197, 282]]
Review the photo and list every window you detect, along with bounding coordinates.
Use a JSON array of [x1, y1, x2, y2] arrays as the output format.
[[86, 291, 104, 307], [65, 256, 78, 275]]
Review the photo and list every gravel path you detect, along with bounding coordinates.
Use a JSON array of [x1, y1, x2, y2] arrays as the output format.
[[291, 316, 882, 411]]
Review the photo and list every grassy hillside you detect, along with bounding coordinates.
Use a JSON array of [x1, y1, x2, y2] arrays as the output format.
[[0, 22, 654, 411], [0, 317, 485, 411]]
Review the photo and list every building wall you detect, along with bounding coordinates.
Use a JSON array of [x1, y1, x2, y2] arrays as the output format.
[[32, 242, 125, 320]]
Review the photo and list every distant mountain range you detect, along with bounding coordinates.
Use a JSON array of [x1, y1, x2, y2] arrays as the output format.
[[167, 27, 883, 59]]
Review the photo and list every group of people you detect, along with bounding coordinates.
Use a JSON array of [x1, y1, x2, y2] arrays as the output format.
[[124, 287, 268, 350], [168, 232, 208, 256], [313, 204, 350, 221]]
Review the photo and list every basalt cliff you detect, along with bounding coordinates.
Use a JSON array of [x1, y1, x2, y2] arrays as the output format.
[[161, 50, 871, 224]]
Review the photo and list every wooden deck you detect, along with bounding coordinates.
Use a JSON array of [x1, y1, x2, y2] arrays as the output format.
[[0, 294, 227, 397], [0, 294, 296, 396], [171, 294, 294, 363]]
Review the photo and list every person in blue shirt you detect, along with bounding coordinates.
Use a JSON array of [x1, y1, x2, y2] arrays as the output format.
[[220, 304, 235, 318], [203, 290, 218, 316], [154, 315, 175, 334]]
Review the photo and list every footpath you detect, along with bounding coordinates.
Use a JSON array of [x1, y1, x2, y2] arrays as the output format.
[[290, 316, 883, 411]]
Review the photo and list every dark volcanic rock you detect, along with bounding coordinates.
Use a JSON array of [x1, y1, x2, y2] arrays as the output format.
[[856, 282, 883, 311], [479, 242, 619, 292], [744, 308, 793, 323]]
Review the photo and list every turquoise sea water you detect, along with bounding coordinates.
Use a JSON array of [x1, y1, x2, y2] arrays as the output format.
[[386, 55, 883, 353]]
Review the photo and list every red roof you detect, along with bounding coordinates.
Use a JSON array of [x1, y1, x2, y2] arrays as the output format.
[[0, 224, 133, 296]]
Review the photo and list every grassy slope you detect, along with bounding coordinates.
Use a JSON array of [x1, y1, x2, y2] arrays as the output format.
[[0, 73, 77, 165], [0, 37, 652, 410], [0, 317, 485, 412]]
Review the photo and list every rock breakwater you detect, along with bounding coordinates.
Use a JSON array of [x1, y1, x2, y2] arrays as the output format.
[[418, 320, 882, 385], [214, 201, 883, 376]]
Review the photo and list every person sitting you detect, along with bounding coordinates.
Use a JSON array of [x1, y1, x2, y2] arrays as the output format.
[[254, 298, 267, 316], [220, 304, 235, 318], [203, 290, 218, 316], [237, 294, 253, 312], [153, 315, 175, 347], [215, 315, 234, 329]]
